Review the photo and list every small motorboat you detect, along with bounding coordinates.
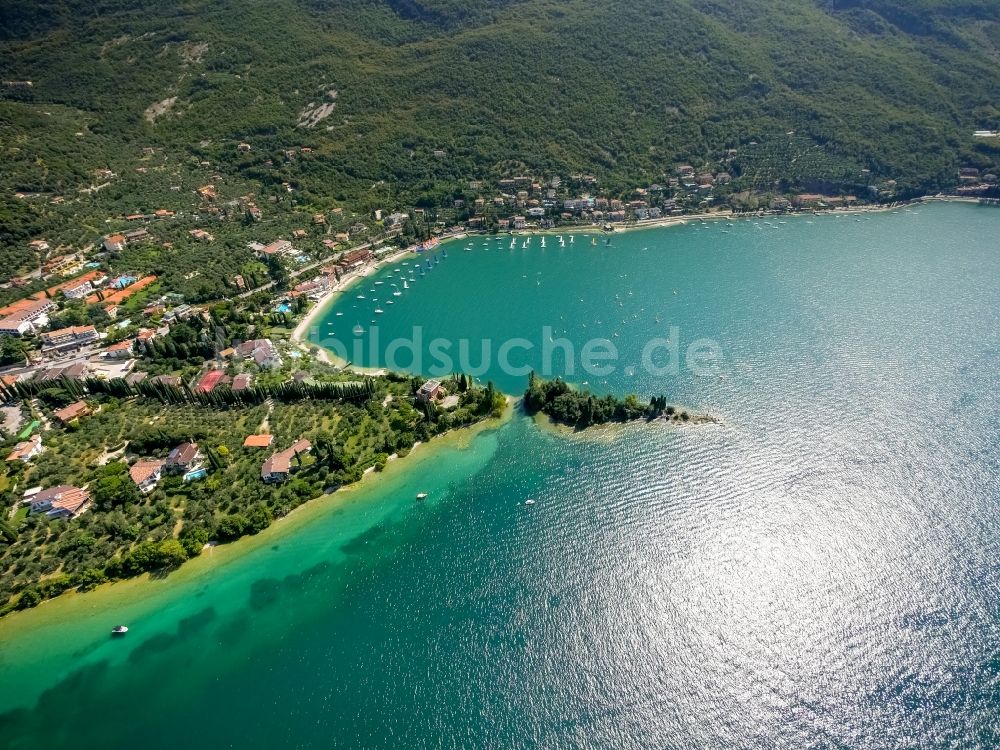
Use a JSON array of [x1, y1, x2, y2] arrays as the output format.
[[524, 499, 536, 506], [416, 492, 428, 500], [111, 625, 129, 636]]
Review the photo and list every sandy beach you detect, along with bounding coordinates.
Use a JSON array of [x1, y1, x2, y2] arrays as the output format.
[[292, 194, 981, 369], [291, 245, 413, 364]]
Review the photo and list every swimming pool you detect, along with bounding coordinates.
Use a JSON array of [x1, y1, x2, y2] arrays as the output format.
[[182, 468, 208, 482]]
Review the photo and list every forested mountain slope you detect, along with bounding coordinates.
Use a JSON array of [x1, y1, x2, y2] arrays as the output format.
[[2, 0, 998, 251]]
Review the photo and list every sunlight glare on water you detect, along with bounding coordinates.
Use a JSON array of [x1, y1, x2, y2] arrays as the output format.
[[1, 203, 998, 749]]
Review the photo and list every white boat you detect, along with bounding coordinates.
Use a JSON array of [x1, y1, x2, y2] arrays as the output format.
[[374, 308, 384, 314], [403, 280, 409, 289], [335, 312, 344, 316], [524, 499, 536, 506], [416, 492, 428, 500], [357, 294, 366, 300], [353, 324, 364, 334], [111, 625, 129, 636], [393, 290, 402, 296]]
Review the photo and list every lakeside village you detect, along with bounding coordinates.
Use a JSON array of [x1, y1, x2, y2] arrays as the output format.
[[0, 140, 997, 611]]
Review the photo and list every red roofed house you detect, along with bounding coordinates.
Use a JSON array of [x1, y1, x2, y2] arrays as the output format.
[[62, 277, 97, 300], [261, 439, 311, 483], [232, 373, 253, 391], [41, 269, 105, 299], [257, 240, 292, 258], [40, 325, 99, 354], [336, 247, 372, 270], [792, 194, 828, 206], [416, 379, 443, 402], [137, 328, 158, 346], [236, 339, 282, 370], [243, 434, 274, 448], [0, 298, 56, 337], [165, 442, 201, 474], [53, 401, 92, 424], [37, 362, 89, 383], [129, 460, 164, 493], [103, 234, 127, 253], [105, 339, 135, 359], [6, 434, 42, 463], [150, 374, 182, 387], [29, 485, 91, 519]]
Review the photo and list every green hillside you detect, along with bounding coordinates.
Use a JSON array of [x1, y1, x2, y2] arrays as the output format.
[[1, 0, 998, 271]]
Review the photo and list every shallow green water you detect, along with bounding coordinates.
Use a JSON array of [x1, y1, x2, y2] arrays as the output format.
[[1, 204, 998, 749]]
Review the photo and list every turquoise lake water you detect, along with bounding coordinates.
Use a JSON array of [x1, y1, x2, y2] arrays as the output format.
[[1, 203, 998, 748]]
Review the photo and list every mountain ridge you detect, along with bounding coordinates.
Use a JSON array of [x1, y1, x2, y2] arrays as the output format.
[[1, 0, 998, 264]]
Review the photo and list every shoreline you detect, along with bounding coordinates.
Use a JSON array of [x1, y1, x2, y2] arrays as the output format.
[[446, 193, 983, 241], [291, 246, 412, 366], [292, 197, 973, 376], [0, 401, 513, 638]]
